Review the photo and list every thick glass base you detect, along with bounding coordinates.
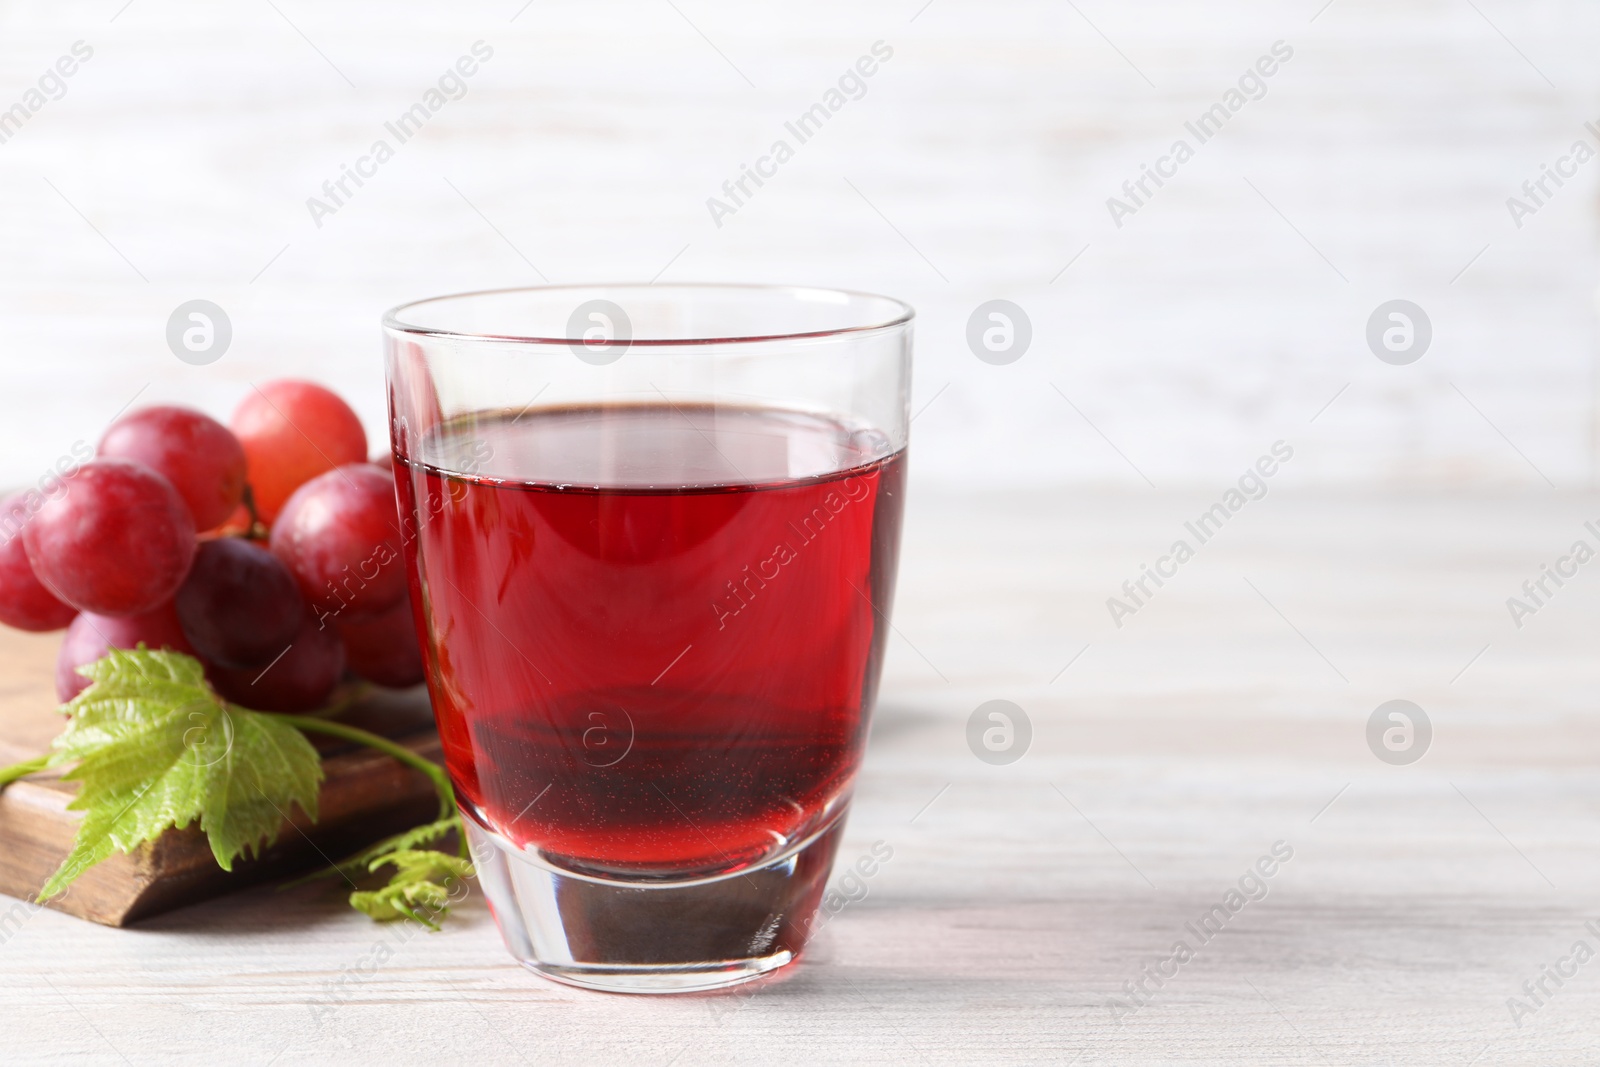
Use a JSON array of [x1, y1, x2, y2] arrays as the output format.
[[465, 812, 846, 994]]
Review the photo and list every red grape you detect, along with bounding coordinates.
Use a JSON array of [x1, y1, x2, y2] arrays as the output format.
[[0, 492, 76, 631], [337, 598, 424, 688], [97, 406, 247, 531], [269, 464, 407, 622], [56, 601, 194, 702], [24, 459, 196, 617], [207, 610, 345, 712], [175, 538, 304, 668], [230, 380, 367, 523]]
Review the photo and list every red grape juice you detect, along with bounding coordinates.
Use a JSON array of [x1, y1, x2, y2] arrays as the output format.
[[394, 404, 905, 879]]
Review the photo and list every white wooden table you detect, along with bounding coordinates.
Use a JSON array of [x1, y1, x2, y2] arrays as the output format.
[[5, 487, 1600, 1065]]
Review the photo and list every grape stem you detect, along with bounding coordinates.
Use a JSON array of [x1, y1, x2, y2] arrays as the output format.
[[0, 754, 51, 791], [276, 714, 457, 822], [292, 682, 373, 722], [238, 484, 269, 541]]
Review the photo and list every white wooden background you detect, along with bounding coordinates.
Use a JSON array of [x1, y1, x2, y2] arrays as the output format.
[[0, 0, 1597, 489]]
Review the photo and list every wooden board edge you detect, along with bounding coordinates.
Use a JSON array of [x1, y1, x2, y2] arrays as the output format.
[[0, 729, 446, 926]]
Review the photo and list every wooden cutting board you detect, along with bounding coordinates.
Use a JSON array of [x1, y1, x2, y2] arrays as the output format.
[[0, 627, 445, 927]]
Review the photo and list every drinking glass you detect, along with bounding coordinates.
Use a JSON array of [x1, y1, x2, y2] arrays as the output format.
[[383, 284, 912, 993]]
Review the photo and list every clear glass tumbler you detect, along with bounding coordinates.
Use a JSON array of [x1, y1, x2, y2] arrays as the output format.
[[383, 284, 912, 993]]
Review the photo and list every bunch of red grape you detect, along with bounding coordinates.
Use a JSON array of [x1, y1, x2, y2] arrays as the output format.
[[0, 380, 424, 711]]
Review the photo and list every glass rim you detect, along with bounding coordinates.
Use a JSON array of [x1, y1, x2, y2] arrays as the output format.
[[382, 282, 915, 348]]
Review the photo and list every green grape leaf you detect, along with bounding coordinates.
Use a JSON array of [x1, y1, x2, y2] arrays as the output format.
[[349, 850, 474, 930], [38, 648, 323, 900]]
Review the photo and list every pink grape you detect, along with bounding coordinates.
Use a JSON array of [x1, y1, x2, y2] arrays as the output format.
[[337, 598, 424, 688], [56, 602, 194, 702], [269, 464, 407, 622], [23, 459, 196, 617], [207, 610, 345, 712], [175, 537, 304, 668], [0, 492, 76, 632], [98, 406, 247, 531], [230, 381, 367, 524]]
